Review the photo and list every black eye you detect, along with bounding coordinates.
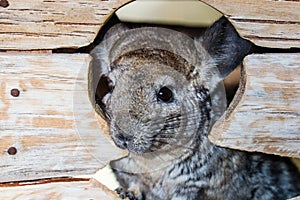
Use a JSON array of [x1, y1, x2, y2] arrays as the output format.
[[157, 87, 173, 103]]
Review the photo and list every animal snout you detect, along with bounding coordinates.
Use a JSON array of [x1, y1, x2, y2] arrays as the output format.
[[114, 131, 132, 149]]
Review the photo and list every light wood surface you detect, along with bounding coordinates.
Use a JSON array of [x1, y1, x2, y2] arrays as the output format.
[[290, 196, 300, 200], [209, 54, 300, 158], [291, 196, 300, 200], [0, 53, 125, 183], [0, 179, 118, 199], [0, 0, 131, 50], [0, 0, 299, 50]]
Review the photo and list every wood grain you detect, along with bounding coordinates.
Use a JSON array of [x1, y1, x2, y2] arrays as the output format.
[[0, 179, 118, 199], [202, 0, 300, 48], [0, 53, 125, 182], [209, 54, 300, 158], [0, 0, 131, 50], [290, 196, 300, 200], [0, 0, 299, 50]]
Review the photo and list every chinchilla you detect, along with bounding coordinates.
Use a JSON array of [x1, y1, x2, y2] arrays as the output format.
[[91, 17, 300, 200]]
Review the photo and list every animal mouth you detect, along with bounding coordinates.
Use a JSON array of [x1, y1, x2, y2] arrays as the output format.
[[111, 128, 151, 154], [111, 112, 182, 154]]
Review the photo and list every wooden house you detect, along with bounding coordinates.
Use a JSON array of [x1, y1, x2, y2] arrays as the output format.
[[0, 0, 299, 199]]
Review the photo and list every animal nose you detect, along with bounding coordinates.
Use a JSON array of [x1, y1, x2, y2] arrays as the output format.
[[115, 132, 132, 148]]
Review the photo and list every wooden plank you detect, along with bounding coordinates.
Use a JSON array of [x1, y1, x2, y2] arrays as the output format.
[[0, 179, 118, 199], [209, 54, 300, 158], [0, 0, 299, 50], [0, 53, 125, 182], [290, 196, 300, 200], [0, 0, 131, 50], [201, 0, 300, 48]]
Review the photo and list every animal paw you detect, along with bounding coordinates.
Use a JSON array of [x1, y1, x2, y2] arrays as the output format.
[[115, 187, 142, 200]]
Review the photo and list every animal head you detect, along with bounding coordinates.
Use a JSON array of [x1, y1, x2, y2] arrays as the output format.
[[91, 17, 251, 156]]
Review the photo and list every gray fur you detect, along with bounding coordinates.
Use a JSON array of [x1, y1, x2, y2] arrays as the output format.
[[91, 17, 300, 200]]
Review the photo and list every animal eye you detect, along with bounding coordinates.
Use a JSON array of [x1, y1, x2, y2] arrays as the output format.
[[157, 87, 173, 103]]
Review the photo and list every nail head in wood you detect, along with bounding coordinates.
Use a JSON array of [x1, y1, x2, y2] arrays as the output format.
[[0, 0, 9, 8], [7, 147, 17, 155], [10, 88, 20, 97]]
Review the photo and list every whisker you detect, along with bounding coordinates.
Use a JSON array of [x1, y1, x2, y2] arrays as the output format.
[[151, 135, 198, 148]]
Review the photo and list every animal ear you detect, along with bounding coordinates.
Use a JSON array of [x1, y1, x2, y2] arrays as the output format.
[[95, 75, 114, 103], [94, 75, 114, 119], [200, 16, 252, 79], [91, 23, 131, 118], [91, 23, 131, 76]]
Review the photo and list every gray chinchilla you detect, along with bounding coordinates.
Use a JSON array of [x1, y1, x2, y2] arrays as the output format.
[[91, 17, 300, 200]]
